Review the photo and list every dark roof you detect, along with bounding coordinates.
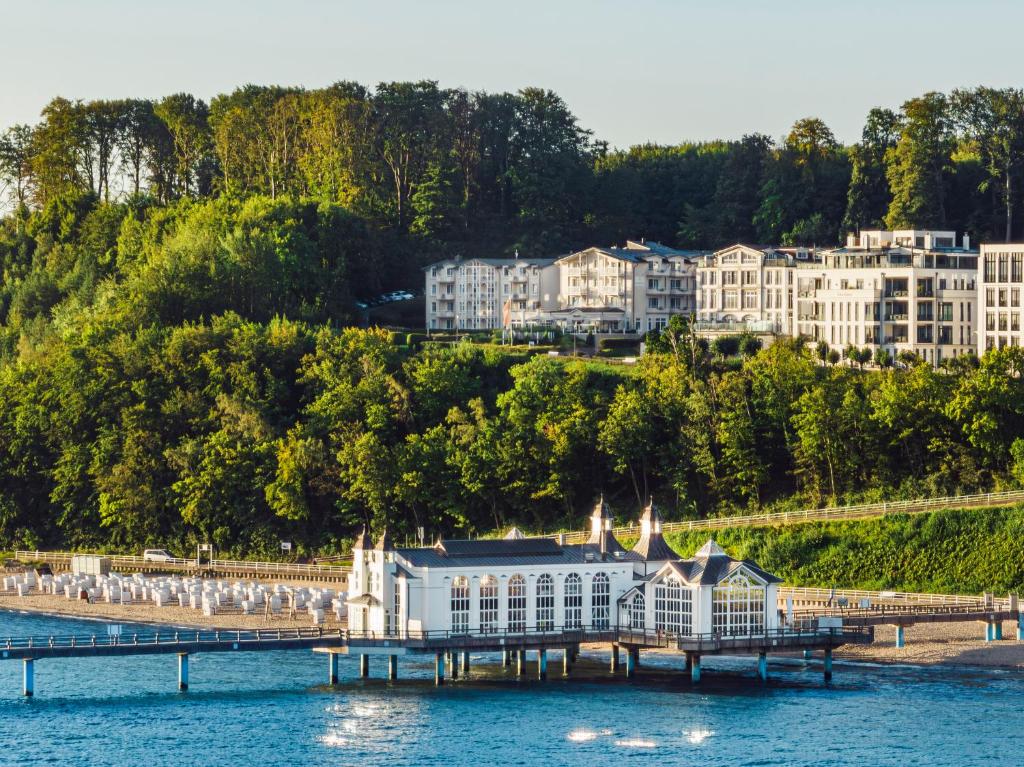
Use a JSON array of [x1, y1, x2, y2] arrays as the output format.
[[632, 500, 682, 561], [438, 538, 562, 558], [423, 257, 557, 270], [660, 554, 782, 585], [375, 528, 395, 552], [394, 539, 641, 568]]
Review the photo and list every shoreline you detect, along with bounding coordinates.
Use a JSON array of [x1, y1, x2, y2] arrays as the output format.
[[4, 594, 1023, 672]]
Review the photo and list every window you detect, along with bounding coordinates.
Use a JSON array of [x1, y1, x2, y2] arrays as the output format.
[[508, 574, 526, 632], [999, 253, 1009, 282], [711, 573, 765, 636], [938, 302, 953, 322], [1014, 253, 1023, 283], [564, 573, 582, 629], [451, 576, 470, 634], [627, 592, 645, 629], [654, 576, 692, 635], [591, 573, 610, 629], [536, 574, 554, 631], [393, 582, 402, 637], [480, 576, 498, 633]]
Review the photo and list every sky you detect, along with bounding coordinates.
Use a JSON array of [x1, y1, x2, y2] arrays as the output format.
[[6, 0, 1024, 148]]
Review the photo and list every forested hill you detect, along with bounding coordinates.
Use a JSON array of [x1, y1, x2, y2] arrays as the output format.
[[3, 82, 1024, 557]]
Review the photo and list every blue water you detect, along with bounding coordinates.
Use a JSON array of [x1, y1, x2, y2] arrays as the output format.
[[0, 611, 1020, 766]]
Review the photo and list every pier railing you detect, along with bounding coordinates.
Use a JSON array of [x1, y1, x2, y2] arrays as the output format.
[[1, 624, 871, 655], [779, 586, 1002, 608], [548, 489, 1024, 543], [12, 551, 348, 580]]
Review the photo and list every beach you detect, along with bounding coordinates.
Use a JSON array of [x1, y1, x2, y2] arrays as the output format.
[[0, 591, 344, 632]]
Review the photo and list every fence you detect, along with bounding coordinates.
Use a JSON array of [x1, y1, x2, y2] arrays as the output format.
[[13, 551, 348, 579], [779, 586, 1004, 608], [551, 489, 1024, 544]]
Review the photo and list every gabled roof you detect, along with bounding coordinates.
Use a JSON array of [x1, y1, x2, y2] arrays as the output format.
[[346, 593, 381, 607], [423, 256, 557, 270], [651, 541, 783, 586], [556, 246, 648, 265]]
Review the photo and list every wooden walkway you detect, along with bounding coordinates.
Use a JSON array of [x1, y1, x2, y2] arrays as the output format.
[[2, 625, 872, 696]]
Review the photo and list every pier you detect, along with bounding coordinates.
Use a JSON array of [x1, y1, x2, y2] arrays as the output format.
[[1, 624, 871, 697]]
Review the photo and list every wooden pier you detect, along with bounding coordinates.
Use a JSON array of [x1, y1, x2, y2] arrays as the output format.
[[1, 625, 872, 697]]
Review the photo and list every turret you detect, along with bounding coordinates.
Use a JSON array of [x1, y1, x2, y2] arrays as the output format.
[[631, 498, 681, 562], [586, 494, 625, 558]]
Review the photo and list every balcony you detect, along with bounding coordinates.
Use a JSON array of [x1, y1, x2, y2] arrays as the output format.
[[885, 289, 909, 298], [885, 313, 908, 322]]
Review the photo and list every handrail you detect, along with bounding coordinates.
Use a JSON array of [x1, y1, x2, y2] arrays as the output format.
[[1, 624, 869, 652], [547, 489, 1024, 543], [779, 586, 997, 607], [13, 551, 348, 577]]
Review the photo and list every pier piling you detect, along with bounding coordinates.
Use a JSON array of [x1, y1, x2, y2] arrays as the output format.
[[23, 659, 34, 697], [985, 622, 994, 643], [625, 648, 637, 678], [689, 652, 701, 683], [757, 652, 767, 681], [434, 652, 445, 686], [177, 653, 189, 692], [449, 651, 458, 680], [460, 651, 470, 675], [328, 652, 339, 685], [388, 655, 398, 681], [359, 654, 369, 678], [537, 649, 547, 680], [895, 626, 905, 649], [610, 644, 620, 673], [823, 648, 833, 683], [562, 648, 572, 676], [1018, 615, 1024, 641], [516, 650, 525, 676], [995, 622, 1003, 640], [502, 649, 510, 668], [802, 648, 812, 660]]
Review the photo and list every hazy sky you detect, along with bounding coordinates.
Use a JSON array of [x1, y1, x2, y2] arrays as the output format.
[[7, 0, 1024, 147]]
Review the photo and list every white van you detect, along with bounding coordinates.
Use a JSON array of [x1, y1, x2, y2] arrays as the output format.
[[142, 549, 176, 563]]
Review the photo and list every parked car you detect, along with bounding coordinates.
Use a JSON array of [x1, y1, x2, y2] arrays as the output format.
[[142, 549, 176, 563]]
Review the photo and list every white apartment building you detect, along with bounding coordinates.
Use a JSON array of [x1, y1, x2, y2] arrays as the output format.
[[695, 244, 811, 333], [423, 241, 701, 333], [423, 257, 558, 331], [801, 231, 977, 365], [696, 231, 978, 366], [978, 243, 1024, 353]]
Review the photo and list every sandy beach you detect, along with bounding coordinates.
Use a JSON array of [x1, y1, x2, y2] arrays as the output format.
[[0, 591, 344, 632]]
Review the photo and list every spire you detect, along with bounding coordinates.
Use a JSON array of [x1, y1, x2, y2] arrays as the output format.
[[695, 539, 727, 558], [374, 527, 394, 552], [586, 494, 626, 557], [587, 494, 613, 543], [353, 526, 371, 551], [503, 527, 526, 540], [632, 498, 680, 562]]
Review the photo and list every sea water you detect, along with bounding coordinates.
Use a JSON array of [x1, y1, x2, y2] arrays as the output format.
[[0, 610, 1020, 766]]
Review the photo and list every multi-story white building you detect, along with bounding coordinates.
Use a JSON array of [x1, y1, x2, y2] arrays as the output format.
[[423, 256, 558, 331], [347, 499, 782, 639], [978, 243, 1024, 353], [800, 230, 977, 365], [695, 244, 811, 333], [695, 231, 978, 366], [423, 241, 701, 333]]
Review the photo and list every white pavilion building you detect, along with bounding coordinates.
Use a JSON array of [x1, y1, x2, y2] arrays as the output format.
[[347, 498, 782, 640]]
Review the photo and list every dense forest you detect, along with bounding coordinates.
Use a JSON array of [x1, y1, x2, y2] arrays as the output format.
[[4, 81, 1024, 556]]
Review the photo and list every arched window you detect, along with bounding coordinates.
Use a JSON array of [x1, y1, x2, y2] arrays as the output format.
[[654, 576, 692, 636], [564, 573, 582, 629], [591, 573, 610, 629], [627, 592, 646, 629], [536, 574, 554, 631], [508, 574, 526, 633], [450, 576, 470, 634], [479, 575, 498, 633], [712, 572, 766, 637]]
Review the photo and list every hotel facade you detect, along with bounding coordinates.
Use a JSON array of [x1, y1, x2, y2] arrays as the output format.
[[424, 229, 989, 366], [423, 241, 702, 333]]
